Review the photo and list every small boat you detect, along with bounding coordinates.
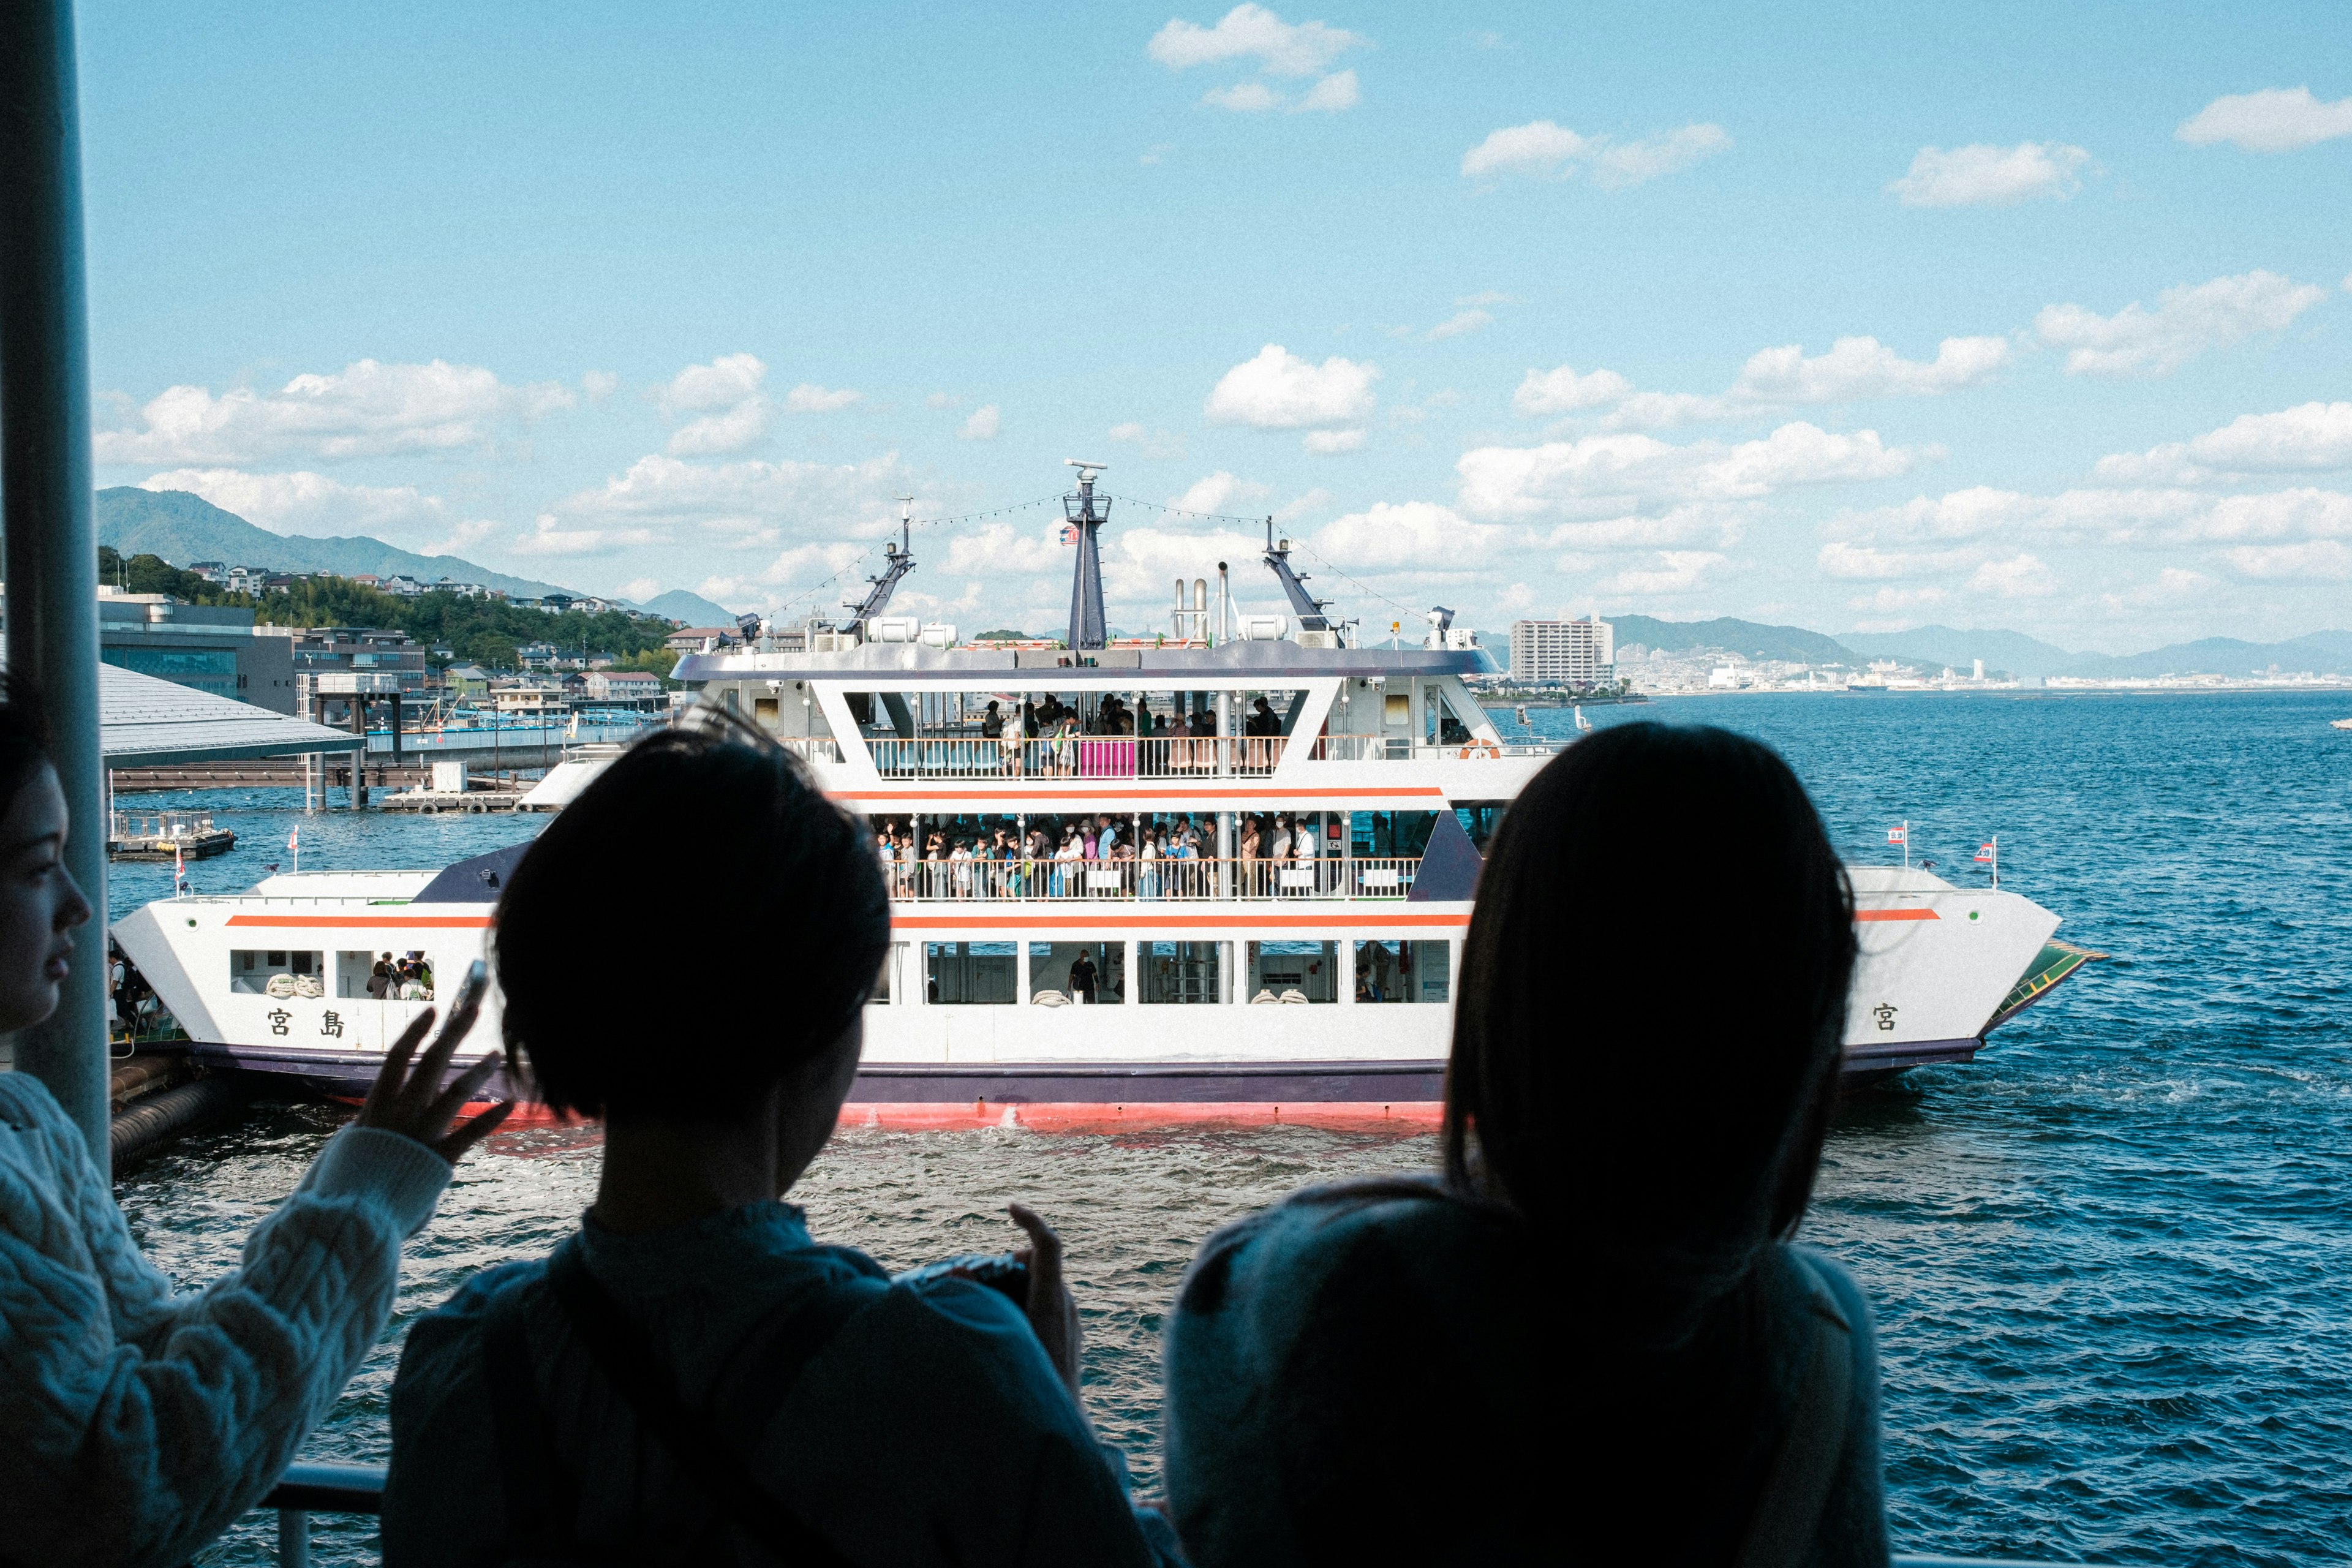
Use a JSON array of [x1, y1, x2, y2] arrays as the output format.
[[1573, 705, 1592, 732], [2332, 717, 2352, 731], [108, 808, 235, 862]]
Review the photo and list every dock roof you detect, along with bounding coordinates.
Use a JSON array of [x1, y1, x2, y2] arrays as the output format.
[[85, 662, 361, 766]]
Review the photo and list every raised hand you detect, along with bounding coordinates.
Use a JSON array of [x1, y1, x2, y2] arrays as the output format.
[[1008, 1202, 1083, 1403], [356, 961, 514, 1164]]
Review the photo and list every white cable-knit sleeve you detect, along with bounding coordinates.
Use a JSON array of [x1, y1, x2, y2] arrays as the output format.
[[0, 1076, 449, 1568]]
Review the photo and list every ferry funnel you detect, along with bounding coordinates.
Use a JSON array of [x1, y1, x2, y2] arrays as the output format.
[[1063, 463, 1110, 650]]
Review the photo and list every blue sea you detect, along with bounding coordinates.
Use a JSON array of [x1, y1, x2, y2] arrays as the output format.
[[110, 690, 2352, 1566]]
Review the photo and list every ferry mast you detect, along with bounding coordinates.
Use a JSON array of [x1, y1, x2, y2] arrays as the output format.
[[1064, 459, 1110, 650], [1262, 521, 1335, 633], [836, 495, 919, 636]]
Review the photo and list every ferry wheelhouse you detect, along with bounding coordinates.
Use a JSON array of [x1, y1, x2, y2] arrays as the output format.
[[111, 464, 2097, 1125]]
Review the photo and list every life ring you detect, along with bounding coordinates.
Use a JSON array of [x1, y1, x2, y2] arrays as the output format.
[[1457, 740, 1502, 760]]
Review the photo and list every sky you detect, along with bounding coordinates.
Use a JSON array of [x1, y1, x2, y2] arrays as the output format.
[[75, 0, 2352, 652]]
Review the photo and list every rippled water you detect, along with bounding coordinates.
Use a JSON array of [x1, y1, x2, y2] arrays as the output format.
[[110, 691, 2352, 1566]]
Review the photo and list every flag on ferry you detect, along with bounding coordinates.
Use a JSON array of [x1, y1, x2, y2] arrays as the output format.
[[172, 842, 186, 896], [1887, 826, 1907, 845], [1975, 842, 1996, 863], [1058, 524, 1078, 545], [287, 827, 299, 853]]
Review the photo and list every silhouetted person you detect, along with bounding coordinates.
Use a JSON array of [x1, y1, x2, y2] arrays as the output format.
[[1163, 723, 1883, 1567]]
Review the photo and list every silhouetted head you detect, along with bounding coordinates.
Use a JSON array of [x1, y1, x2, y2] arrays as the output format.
[[494, 720, 888, 1123], [1447, 722, 1855, 1310]]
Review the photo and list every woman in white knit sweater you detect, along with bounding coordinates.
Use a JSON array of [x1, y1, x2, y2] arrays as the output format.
[[0, 685, 513, 1568]]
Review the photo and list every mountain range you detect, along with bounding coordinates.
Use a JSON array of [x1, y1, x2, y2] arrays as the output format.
[[638, 589, 736, 626], [1619, 616, 2352, 679], [95, 488, 575, 602]]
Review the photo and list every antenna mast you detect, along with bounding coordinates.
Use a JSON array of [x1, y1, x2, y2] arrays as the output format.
[[1063, 461, 1110, 650], [836, 494, 918, 635]]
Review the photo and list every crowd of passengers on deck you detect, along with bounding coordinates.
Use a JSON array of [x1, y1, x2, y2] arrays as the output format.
[[0, 693, 1890, 1567], [869, 690, 1290, 777], [870, 809, 1373, 899]]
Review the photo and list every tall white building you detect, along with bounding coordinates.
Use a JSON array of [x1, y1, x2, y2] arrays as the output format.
[[1509, 616, 1615, 685]]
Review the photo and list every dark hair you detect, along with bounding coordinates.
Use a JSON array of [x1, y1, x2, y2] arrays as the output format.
[[1446, 723, 1855, 1289], [0, 677, 57, 826], [492, 721, 889, 1121]]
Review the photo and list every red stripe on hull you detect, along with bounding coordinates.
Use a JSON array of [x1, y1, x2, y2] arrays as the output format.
[[339, 1098, 1443, 1133]]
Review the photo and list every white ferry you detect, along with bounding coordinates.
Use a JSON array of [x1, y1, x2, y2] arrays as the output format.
[[111, 465, 2098, 1127]]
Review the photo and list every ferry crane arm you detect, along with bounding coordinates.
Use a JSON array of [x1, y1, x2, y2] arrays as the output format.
[[1260, 518, 1333, 632], [834, 496, 919, 634]]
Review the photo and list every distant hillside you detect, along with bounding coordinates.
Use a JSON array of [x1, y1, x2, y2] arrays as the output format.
[[640, 588, 736, 626], [94, 488, 573, 601], [1841, 624, 2352, 678], [1839, 626, 2078, 679], [1607, 614, 1855, 665]]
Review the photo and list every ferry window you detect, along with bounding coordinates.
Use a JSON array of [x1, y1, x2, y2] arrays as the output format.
[[336, 949, 434, 999], [1246, 940, 1336, 1003], [1453, 803, 1507, 851], [1423, 686, 1474, 747], [232, 948, 323, 997], [870, 943, 900, 1005], [753, 695, 779, 724], [1356, 940, 1450, 1004], [1143, 940, 1223, 1004], [1352, 810, 1439, 859], [1027, 941, 1123, 1005], [925, 941, 1015, 1005]]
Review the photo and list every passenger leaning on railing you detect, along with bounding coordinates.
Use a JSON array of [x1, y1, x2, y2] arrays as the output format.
[[0, 680, 510, 1568], [1160, 723, 1887, 1567], [383, 718, 1178, 1567]]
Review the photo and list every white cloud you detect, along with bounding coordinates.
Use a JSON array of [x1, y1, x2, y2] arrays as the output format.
[[1110, 421, 1187, 459], [2098, 568, 2209, 612], [2095, 401, 2352, 483], [2177, 87, 2352, 153], [960, 404, 1002, 440], [783, 382, 862, 413], [543, 451, 913, 548], [1600, 551, 1726, 596], [1515, 366, 1633, 415], [1148, 6, 1365, 76], [1203, 81, 1280, 112], [96, 358, 572, 466], [1205, 344, 1378, 429], [1462, 119, 1729, 187], [2035, 270, 2326, 377], [1967, 553, 2058, 597], [617, 577, 663, 603], [1544, 503, 1749, 551], [423, 519, 499, 558], [663, 353, 764, 412], [1734, 335, 2011, 402], [582, 371, 619, 400], [1298, 70, 1359, 111], [1312, 501, 1501, 567], [1167, 472, 1270, 516], [661, 353, 772, 456], [1426, 309, 1491, 341], [1302, 428, 1366, 454], [511, 513, 666, 557], [1816, 540, 1980, 579], [2222, 540, 2352, 580], [136, 468, 455, 538], [1847, 586, 1951, 614], [925, 392, 963, 410], [668, 400, 772, 457], [1457, 422, 1921, 519], [1887, 142, 2090, 208]]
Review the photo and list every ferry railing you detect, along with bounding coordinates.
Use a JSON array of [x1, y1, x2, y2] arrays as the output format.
[[238, 1460, 2092, 1568], [863, 736, 1285, 779], [881, 856, 1421, 902], [1308, 734, 1569, 761]]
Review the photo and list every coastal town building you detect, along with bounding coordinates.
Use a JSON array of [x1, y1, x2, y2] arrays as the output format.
[[289, 627, 429, 697], [78, 588, 300, 713], [1508, 615, 1615, 687]]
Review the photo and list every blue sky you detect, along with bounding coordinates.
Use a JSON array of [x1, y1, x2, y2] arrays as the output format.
[[78, 1, 2352, 650]]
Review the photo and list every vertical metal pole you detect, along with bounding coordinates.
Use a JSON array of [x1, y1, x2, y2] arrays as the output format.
[[349, 696, 366, 809], [276, 1507, 310, 1568], [0, 0, 111, 1167]]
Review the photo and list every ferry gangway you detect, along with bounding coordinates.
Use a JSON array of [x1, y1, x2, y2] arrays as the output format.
[[237, 1460, 2098, 1568]]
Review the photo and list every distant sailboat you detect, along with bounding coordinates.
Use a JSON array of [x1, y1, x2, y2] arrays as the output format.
[[1574, 705, 1592, 732]]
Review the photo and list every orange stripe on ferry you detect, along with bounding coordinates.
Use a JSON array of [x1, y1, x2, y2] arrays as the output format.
[[889, 911, 1469, 930], [835, 786, 1448, 802], [225, 914, 492, 928], [1853, 908, 1939, 922]]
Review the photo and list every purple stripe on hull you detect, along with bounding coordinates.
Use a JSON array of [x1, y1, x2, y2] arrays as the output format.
[[1841, 1036, 1980, 1071], [850, 1061, 1449, 1104]]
